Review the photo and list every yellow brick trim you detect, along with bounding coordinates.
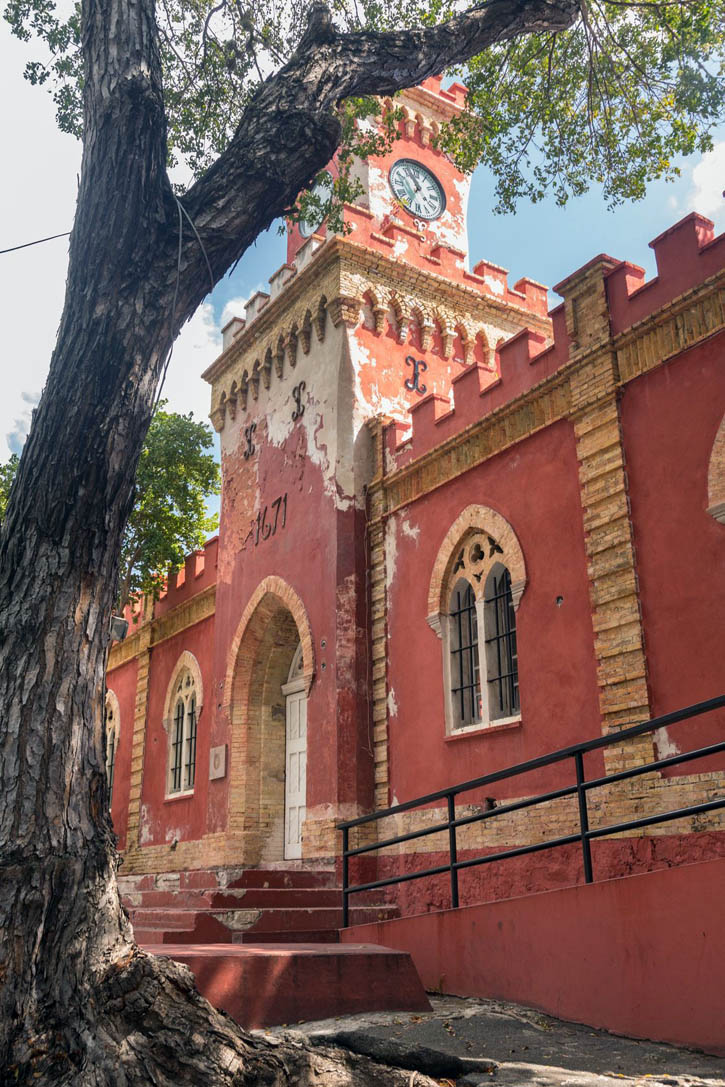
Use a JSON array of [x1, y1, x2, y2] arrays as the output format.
[[383, 373, 571, 514], [223, 575, 315, 708], [614, 272, 725, 385], [107, 586, 216, 676], [124, 626, 152, 851]]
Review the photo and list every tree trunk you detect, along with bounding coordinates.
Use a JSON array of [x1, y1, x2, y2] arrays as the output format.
[[0, 0, 577, 1078]]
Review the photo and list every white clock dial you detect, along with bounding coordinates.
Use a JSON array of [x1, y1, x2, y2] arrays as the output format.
[[299, 176, 332, 238], [389, 159, 446, 221]]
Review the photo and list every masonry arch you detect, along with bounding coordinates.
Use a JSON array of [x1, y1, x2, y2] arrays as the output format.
[[427, 504, 527, 624], [225, 577, 315, 864]]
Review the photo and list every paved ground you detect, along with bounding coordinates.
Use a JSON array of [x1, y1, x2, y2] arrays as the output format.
[[259, 995, 725, 1086]]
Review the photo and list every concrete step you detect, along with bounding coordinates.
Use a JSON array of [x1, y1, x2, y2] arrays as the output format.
[[225, 868, 338, 890], [125, 886, 349, 910], [129, 904, 397, 934], [234, 929, 340, 944], [143, 943, 431, 1029]]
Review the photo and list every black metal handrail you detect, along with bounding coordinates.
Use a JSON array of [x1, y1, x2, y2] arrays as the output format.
[[337, 695, 725, 927]]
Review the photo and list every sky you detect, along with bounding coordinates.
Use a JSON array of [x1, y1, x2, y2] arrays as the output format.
[[1, 22, 724, 463]]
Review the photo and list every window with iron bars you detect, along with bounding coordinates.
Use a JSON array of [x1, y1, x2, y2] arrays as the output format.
[[483, 566, 519, 720], [449, 579, 482, 728], [169, 672, 198, 794]]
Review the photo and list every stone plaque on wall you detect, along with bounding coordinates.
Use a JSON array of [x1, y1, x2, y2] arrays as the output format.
[[209, 744, 227, 780]]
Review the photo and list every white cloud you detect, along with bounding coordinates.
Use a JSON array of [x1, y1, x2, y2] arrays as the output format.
[[220, 295, 253, 328], [6, 391, 41, 455], [0, 30, 228, 462], [220, 287, 267, 330], [687, 142, 725, 219], [0, 29, 82, 461], [160, 302, 221, 420]]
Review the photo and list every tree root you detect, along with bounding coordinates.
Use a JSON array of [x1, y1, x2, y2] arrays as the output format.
[[6, 946, 439, 1086]]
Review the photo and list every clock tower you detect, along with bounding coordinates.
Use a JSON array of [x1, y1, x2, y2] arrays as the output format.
[[202, 77, 552, 861]]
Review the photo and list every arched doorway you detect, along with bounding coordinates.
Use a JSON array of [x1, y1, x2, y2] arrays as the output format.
[[281, 643, 307, 859], [225, 578, 315, 866]]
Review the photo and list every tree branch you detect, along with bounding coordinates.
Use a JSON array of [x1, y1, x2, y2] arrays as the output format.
[[172, 0, 578, 322]]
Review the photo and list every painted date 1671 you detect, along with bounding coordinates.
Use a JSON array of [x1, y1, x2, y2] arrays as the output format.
[[243, 493, 288, 549]]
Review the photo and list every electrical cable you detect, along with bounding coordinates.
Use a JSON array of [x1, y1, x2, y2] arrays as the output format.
[[154, 195, 216, 411], [153, 198, 185, 412], [0, 231, 70, 255]]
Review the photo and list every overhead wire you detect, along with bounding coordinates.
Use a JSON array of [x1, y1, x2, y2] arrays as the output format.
[[0, 231, 71, 255]]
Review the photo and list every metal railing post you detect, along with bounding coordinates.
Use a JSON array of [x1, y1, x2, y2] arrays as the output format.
[[574, 751, 594, 884], [447, 792, 459, 908], [342, 825, 350, 928]]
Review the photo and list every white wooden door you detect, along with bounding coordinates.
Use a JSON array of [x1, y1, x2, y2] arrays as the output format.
[[284, 688, 307, 859]]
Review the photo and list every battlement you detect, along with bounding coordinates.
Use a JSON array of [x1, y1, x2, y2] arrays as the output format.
[[382, 212, 723, 472], [469, 260, 549, 316], [385, 312, 566, 468], [344, 203, 551, 322], [606, 213, 725, 335], [154, 535, 219, 618]]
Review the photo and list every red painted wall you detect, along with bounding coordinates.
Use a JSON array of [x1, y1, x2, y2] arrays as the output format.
[[343, 856, 725, 1055], [622, 334, 725, 769], [385, 419, 603, 807], [210, 401, 374, 834], [139, 613, 216, 846], [106, 656, 138, 851]]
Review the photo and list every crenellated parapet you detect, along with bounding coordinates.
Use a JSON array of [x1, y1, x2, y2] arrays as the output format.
[[381, 214, 725, 473], [204, 231, 552, 433], [606, 213, 725, 335]]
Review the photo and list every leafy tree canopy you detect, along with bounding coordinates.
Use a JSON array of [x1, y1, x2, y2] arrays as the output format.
[[114, 403, 220, 611], [0, 455, 19, 523], [0, 410, 219, 613], [5, 0, 725, 222]]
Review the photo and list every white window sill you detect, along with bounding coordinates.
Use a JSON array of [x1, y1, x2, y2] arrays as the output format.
[[164, 789, 195, 802], [445, 715, 522, 741]]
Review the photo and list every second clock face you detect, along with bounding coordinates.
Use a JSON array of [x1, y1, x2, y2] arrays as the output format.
[[389, 159, 446, 221]]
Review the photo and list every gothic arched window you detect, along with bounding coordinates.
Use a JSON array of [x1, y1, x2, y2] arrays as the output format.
[[168, 670, 198, 795], [428, 506, 526, 735]]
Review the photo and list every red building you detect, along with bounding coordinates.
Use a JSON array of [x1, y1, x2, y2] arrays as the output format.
[[106, 78, 725, 1046]]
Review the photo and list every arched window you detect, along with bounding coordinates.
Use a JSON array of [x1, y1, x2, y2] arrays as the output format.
[[168, 670, 198, 795], [105, 690, 120, 806], [428, 507, 526, 735], [483, 564, 520, 721]]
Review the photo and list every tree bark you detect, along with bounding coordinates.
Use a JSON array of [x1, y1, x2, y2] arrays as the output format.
[[0, 0, 578, 1080]]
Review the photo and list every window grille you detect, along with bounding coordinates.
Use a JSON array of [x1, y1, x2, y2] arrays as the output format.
[[449, 580, 481, 727], [185, 696, 197, 790], [171, 699, 185, 792], [484, 567, 519, 719]]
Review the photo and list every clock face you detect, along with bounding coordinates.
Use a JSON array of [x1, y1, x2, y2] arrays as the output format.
[[299, 177, 332, 238], [389, 159, 446, 221]]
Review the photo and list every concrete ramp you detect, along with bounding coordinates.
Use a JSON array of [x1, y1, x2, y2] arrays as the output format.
[[341, 857, 725, 1056]]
